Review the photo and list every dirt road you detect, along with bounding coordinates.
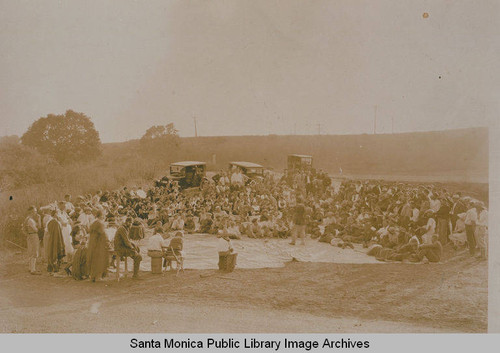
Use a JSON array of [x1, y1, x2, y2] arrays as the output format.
[[0, 249, 487, 333]]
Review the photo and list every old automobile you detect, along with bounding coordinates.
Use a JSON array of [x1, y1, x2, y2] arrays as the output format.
[[287, 154, 313, 172], [229, 161, 265, 181], [156, 161, 208, 189]]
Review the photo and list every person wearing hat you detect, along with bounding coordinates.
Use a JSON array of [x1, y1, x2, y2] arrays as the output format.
[[23, 206, 41, 275], [114, 217, 142, 278]]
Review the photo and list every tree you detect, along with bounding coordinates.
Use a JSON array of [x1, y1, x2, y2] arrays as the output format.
[[139, 123, 181, 159], [21, 110, 102, 164]]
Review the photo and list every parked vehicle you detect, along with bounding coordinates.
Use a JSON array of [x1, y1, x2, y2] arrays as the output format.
[[287, 154, 313, 172], [156, 161, 208, 189], [229, 161, 265, 180]]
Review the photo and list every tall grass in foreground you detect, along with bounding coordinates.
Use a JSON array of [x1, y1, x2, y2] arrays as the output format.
[[0, 152, 168, 247]]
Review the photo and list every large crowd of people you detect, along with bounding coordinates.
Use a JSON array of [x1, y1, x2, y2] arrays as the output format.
[[21, 165, 488, 279]]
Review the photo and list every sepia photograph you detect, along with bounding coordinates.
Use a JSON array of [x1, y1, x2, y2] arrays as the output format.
[[0, 0, 497, 338]]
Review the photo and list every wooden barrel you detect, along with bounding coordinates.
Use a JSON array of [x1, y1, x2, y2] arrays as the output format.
[[148, 250, 163, 274], [218, 252, 237, 272]]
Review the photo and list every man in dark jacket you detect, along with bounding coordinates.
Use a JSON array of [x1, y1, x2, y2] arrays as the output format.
[[114, 217, 142, 278], [290, 197, 306, 245]]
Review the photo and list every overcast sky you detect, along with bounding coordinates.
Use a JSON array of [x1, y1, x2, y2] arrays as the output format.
[[1, 0, 498, 142]]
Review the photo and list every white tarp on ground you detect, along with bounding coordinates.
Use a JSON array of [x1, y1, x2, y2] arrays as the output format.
[[133, 233, 379, 272]]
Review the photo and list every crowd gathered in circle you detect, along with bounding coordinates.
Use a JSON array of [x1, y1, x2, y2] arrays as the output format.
[[22, 165, 488, 280]]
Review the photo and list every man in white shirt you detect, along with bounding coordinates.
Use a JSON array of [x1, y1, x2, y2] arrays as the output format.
[[464, 203, 478, 256], [216, 233, 237, 272], [148, 225, 169, 251]]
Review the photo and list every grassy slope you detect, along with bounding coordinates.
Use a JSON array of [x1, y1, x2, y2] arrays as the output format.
[[106, 127, 488, 182]]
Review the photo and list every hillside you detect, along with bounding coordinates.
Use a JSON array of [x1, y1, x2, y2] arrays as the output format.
[[104, 127, 488, 184]]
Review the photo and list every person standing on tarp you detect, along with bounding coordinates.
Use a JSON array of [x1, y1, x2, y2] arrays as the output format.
[[289, 196, 306, 246]]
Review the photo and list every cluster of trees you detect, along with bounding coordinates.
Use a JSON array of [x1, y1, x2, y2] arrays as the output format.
[[1, 110, 180, 191]]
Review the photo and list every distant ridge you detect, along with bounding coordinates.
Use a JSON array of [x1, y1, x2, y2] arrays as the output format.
[[104, 127, 488, 184]]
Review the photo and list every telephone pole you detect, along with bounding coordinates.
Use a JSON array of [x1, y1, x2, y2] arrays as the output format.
[[193, 116, 198, 137], [317, 123, 321, 135], [373, 105, 377, 134]]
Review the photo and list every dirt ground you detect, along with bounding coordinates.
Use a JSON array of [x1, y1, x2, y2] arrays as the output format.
[[0, 248, 487, 333]]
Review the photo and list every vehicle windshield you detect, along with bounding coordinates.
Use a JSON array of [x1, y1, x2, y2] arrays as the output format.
[[170, 165, 184, 175]]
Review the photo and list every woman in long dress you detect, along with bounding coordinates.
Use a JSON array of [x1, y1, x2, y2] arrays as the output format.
[[57, 205, 74, 261], [86, 212, 109, 282]]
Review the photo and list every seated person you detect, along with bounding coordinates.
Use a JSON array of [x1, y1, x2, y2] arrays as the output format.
[[247, 218, 263, 238], [385, 237, 420, 262], [216, 233, 237, 272], [449, 213, 467, 248], [148, 225, 169, 251], [184, 213, 196, 233], [225, 220, 242, 239], [129, 218, 145, 241], [114, 217, 142, 278], [163, 231, 184, 270], [273, 219, 290, 238], [416, 235, 442, 263], [171, 213, 185, 231]]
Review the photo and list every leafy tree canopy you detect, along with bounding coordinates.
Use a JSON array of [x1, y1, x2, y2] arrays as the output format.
[[21, 110, 102, 164], [141, 123, 180, 142], [139, 123, 181, 160]]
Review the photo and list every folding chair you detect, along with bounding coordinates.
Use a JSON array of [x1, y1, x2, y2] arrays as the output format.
[[162, 246, 184, 276], [114, 251, 129, 282]]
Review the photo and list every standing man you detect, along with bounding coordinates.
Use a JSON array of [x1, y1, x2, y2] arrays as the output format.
[[290, 196, 306, 246], [87, 211, 109, 282], [475, 204, 488, 260], [46, 210, 66, 273], [114, 217, 142, 279], [24, 206, 41, 275], [450, 194, 466, 229], [464, 202, 478, 256]]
